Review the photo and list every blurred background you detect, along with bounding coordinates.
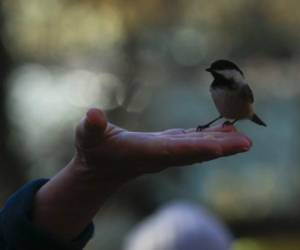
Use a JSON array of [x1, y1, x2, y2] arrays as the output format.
[[0, 0, 300, 249]]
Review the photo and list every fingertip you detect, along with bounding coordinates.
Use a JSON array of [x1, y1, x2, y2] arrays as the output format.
[[245, 136, 252, 148], [236, 136, 252, 151], [219, 133, 252, 155], [239, 138, 252, 152], [239, 133, 252, 149], [85, 108, 107, 132], [229, 132, 253, 149]]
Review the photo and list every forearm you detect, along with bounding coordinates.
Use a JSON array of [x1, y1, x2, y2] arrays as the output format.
[[32, 154, 123, 241]]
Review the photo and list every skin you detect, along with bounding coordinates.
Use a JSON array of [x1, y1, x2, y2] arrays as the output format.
[[32, 108, 252, 241]]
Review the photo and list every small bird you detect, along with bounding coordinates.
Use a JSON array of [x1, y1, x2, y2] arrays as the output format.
[[197, 59, 266, 131]]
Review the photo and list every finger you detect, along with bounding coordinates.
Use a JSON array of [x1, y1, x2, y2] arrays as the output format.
[[76, 108, 108, 148], [182, 131, 252, 151], [217, 133, 252, 155], [160, 128, 187, 135], [85, 108, 107, 133], [153, 132, 251, 167], [159, 138, 223, 166], [163, 131, 245, 141]]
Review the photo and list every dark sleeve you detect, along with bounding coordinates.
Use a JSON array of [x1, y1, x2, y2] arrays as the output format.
[[0, 179, 94, 250]]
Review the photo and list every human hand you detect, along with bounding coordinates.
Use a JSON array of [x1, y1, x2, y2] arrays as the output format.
[[32, 108, 252, 241], [75, 108, 252, 181]]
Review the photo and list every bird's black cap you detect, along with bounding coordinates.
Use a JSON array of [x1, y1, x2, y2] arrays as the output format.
[[206, 59, 244, 76]]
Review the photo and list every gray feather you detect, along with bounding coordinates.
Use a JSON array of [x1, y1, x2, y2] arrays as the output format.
[[240, 84, 254, 103]]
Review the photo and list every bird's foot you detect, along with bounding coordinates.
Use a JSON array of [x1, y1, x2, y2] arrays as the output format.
[[222, 120, 233, 127], [196, 124, 210, 132]]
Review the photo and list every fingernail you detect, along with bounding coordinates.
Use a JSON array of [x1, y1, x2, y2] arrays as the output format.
[[86, 108, 107, 131], [244, 136, 252, 147]]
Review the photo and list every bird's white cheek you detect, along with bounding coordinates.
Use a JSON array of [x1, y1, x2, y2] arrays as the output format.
[[215, 69, 244, 83]]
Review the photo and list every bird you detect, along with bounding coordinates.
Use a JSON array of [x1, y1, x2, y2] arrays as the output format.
[[197, 59, 266, 131]]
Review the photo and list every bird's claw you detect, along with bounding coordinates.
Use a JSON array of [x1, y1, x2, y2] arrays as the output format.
[[196, 124, 210, 132], [222, 121, 232, 127]]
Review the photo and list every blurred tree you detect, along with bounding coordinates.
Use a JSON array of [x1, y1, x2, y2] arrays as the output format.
[[0, 7, 26, 203], [222, 1, 295, 58]]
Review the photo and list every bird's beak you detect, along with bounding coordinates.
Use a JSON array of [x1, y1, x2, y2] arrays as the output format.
[[206, 68, 212, 72]]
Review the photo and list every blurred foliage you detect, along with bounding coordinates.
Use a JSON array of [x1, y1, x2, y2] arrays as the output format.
[[234, 235, 300, 250], [1, 0, 300, 249]]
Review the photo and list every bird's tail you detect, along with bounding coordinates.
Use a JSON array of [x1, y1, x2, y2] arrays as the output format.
[[251, 113, 267, 127]]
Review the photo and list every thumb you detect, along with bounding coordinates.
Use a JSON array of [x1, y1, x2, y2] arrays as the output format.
[[76, 108, 108, 148], [85, 108, 107, 132]]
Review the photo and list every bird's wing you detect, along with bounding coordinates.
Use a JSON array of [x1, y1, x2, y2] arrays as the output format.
[[240, 84, 254, 103]]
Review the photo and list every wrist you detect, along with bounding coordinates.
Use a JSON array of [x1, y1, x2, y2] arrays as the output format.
[[74, 145, 138, 184], [33, 154, 124, 241], [68, 153, 126, 193]]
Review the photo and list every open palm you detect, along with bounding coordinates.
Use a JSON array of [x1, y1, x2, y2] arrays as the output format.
[[75, 108, 251, 181]]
